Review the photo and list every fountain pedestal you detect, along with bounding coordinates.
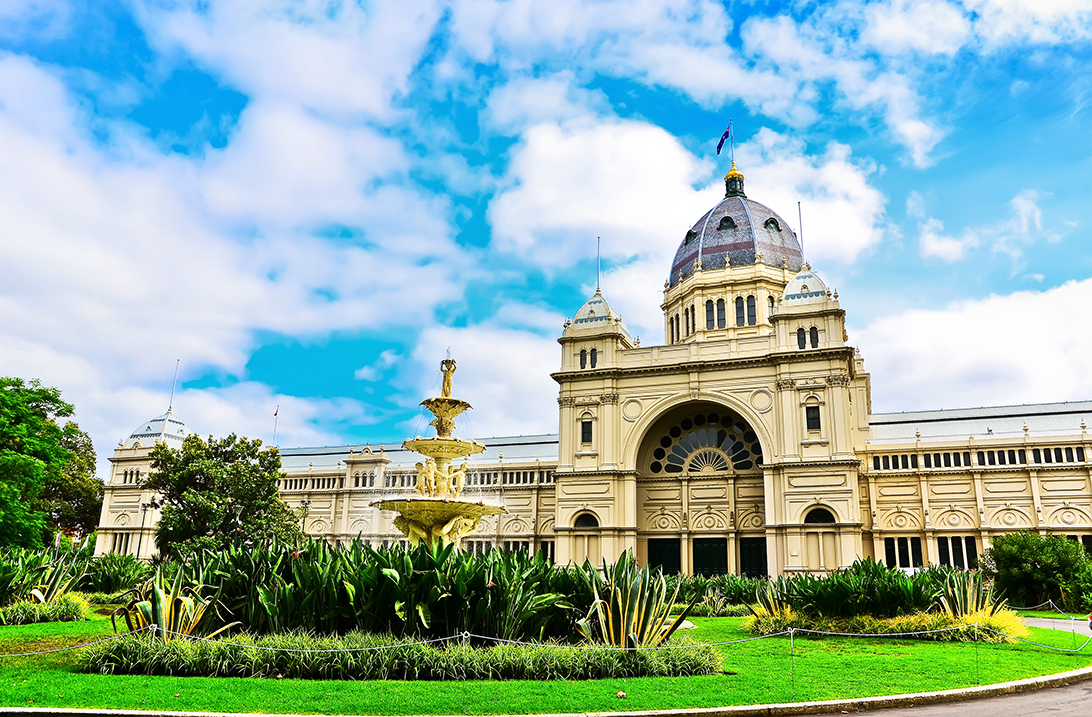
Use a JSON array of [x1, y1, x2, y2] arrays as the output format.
[[373, 361, 506, 548]]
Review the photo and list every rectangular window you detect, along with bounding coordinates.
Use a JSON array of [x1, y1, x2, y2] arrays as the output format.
[[581, 420, 592, 443], [882, 455, 890, 470], [884, 537, 897, 568], [873, 456, 881, 470], [938, 537, 951, 566], [717, 300, 726, 329], [1033, 448, 1042, 463], [924, 453, 932, 468], [1008, 450, 1016, 464], [944, 452, 952, 467], [901, 455, 909, 470], [977, 451, 986, 466], [1045, 448, 1053, 463], [1065, 447, 1074, 462], [997, 450, 1006, 465], [539, 540, 555, 563], [910, 537, 923, 567], [806, 406, 821, 431], [706, 301, 714, 329], [962, 452, 971, 466], [1078, 447, 1086, 462], [1082, 536, 1092, 555], [911, 454, 918, 469], [965, 537, 978, 568], [1018, 449, 1027, 464], [987, 451, 996, 465], [1055, 448, 1064, 463], [897, 537, 910, 568]]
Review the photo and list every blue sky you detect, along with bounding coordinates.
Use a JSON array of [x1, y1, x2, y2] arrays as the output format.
[[1, 0, 1089, 473]]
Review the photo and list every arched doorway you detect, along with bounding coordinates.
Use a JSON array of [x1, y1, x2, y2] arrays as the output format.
[[636, 401, 767, 576]]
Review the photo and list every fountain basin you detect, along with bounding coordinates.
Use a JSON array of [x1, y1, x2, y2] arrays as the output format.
[[372, 497, 505, 547], [402, 436, 485, 461]]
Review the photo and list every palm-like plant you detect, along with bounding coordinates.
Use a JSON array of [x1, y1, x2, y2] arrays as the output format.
[[575, 551, 695, 649], [113, 568, 238, 641], [939, 570, 1007, 617]]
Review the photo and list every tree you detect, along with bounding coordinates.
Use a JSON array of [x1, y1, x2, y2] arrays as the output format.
[[35, 421, 103, 540], [0, 377, 75, 548], [144, 433, 302, 557], [980, 530, 1092, 610]]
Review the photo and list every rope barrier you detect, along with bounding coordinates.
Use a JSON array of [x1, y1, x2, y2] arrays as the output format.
[[463, 630, 789, 651], [0, 625, 154, 658], [1009, 598, 1089, 620]]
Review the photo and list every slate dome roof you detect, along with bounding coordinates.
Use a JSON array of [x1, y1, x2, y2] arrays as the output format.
[[669, 164, 803, 287], [122, 410, 193, 449], [571, 289, 633, 342]]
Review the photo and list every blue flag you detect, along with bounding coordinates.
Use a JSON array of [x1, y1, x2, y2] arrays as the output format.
[[716, 124, 732, 155]]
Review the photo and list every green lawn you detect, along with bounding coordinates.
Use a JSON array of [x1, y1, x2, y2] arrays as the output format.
[[2, 614, 1090, 715], [1017, 609, 1090, 620]]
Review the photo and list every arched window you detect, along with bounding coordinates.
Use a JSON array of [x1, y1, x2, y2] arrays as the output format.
[[718, 215, 736, 230], [746, 295, 756, 325], [590, 348, 597, 368], [684, 307, 690, 335], [735, 297, 745, 326], [574, 512, 599, 529], [579, 349, 587, 368], [768, 295, 774, 319], [706, 300, 714, 329], [691, 305, 696, 334], [804, 508, 836, 524], [669, 319, 674, 344], [797, 327, 807, 350], [675, 315, 680, 342], [809, 326, 819, 348], [764, 217, 781, 232], [716, 298, 726, 328]]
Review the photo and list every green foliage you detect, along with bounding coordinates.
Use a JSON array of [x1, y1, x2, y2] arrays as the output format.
[[0, 592, 90, 625], [575, 550, 695, 648], [0, 377, 76, 548], [939, 570, 1006, 618], [0, 547, 84, 606], [82, 629, 720, 680], [677, 601, 752, 618], [170, 539, 584, 641], [78, 591, 131, 605], [743, 607, 1029, 643], [78, 552, 151, 594], [35, 421, 102, 538], [666, 572, 768, 604], [783, 558, 945, 618], [144, 433, 302, 557], [112, 568, 238, 641], [981, 531, 1092, 611]]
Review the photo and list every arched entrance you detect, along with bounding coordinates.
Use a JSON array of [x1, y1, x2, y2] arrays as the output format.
[[636, 401, 767, 576]]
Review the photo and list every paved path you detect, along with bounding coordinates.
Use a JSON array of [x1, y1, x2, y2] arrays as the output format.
[[851, 678, 1092, 715], [1025, 616, 1092, 636]]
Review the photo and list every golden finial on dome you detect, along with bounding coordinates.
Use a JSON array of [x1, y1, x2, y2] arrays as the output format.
[[724, 161, 744, 181]]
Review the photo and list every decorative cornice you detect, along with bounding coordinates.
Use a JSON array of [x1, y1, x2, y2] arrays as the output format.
[[601, 393, 620, 404], [827, 372, 851, 387], [557, 396, 575, 407], [776, 378, 796, 391]]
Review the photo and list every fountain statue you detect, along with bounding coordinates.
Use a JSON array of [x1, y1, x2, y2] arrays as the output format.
[[373, 359, 506, 548]]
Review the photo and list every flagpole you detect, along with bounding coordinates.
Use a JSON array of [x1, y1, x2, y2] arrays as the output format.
[[168, 358, 180, 412], [272, 406, 279, 447], [596, 236, 601, 292]]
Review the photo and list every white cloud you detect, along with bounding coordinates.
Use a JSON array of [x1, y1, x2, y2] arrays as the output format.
[[355, 350, 400, 382], [918, 218, 980, 261], [861, 0, 971, 55], [964, 0, 1092, 45], [0, 53, 473, 474], [741, 15, 946, 167], [856, 279, 1092, 412], [484, 72, 611, 132], [135, 0, 444, 120]]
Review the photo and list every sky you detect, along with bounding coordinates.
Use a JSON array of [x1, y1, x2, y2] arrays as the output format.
[[1, 0, 1090, 477]]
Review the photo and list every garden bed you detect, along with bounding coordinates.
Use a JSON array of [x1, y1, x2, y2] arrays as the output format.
[[82, 631, 721, 681]]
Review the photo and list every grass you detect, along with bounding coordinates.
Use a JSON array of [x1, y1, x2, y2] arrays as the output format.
[[2, 616, 1091, 715], [1017, 609, 1090, 620]]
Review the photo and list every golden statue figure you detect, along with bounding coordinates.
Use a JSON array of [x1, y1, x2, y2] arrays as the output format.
[[440, 359, 456, 398]]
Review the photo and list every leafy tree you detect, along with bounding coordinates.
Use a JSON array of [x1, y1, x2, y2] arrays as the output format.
[[36, 421, 103, 540], [145, 433, 302, 557], [980, 530, 1092, 610], [0, 378, 75, 548]]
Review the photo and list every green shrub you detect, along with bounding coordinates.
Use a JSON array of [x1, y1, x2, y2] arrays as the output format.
[[981, 531, 1092, 611], [0, 592, 90, 625], [742, 608, 1028, 643], [0, 547, 85, 606], [82, 630, 720, 680], [676, 602, 752, 617], [113, 568, 238, 641], [939, 570, 1006, 618], [78, 591, 131, 605], [79, 552, 150, 593]]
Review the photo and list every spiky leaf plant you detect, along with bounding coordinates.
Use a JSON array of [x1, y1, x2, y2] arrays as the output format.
[[574, 551, 696, 649], [113, 567, 238, 641]]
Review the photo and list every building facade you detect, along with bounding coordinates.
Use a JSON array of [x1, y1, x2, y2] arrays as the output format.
[[95, 166, 1092, 575]]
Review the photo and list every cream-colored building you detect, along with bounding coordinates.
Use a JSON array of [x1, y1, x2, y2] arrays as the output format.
[[96, 166, 1092, 575]]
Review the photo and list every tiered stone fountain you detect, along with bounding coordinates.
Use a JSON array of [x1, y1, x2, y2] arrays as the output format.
[[374, 359, 506, 548]]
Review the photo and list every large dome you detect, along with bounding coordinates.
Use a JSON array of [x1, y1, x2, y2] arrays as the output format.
[[122, 410, 193, 449], [669, 165, 803, 287]]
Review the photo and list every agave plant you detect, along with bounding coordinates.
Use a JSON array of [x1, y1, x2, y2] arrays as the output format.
[[575, 550, 696, 649], [748, 576, 794, 619], [29, 551, 86, 604], [939, 570, 1007, 618], [113, 568, 238, 641]]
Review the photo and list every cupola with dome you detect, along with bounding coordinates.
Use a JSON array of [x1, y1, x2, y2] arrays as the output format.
[[668, 162, 804, 288], [558, 288, 636, 372], [662, 161, 806, 346], [120, 410, 193, 449]]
